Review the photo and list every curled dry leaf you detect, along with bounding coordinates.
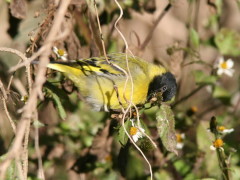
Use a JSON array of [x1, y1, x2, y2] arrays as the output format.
[[9, 0, 27, 19]]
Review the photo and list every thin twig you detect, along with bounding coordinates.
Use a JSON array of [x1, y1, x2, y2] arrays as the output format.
[[0, 79, 16, 133], [0, 1, 71, 179], [2, 97, 16, 133], [16, 157, 25, 180], [209, 117, 231, 180], [22, 49, 33, 179], [7, 60, 22, 91], [132, 103, 157, 148], [8, 29, 70, 73], [0, 47, 29, 62], [22, 121, 31, 179], [114, 0, 153, 179], [34, 112, 45, 180], [172, 84, 206, 108], [139, 3, 172, 50], [93, 0, 109, 63], [94, 0, 155, 178]]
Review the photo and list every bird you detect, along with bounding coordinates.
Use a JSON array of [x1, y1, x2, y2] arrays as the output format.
[[47, 53, 177, 111]]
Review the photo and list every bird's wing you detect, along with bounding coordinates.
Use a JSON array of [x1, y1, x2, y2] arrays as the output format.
[[47, 53, 148, 78], [74, 53, 147, 76]]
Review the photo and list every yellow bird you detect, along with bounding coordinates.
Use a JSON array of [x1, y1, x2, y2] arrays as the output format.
[[47, 53, 177, 111]]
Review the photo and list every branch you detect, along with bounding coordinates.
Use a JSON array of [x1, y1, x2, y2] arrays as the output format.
[[0, 0, 72, 179], [139, 3, 172, 50]]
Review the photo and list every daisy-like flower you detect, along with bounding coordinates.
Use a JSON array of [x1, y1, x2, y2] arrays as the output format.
[[129, 119, 145, 142], [217, 126, 234, 134], [210, 138, 224, 151], [53, 46, 68, 61], [176, 133, 185, 149], [20, 95, 28, 104], [215, 57, 234, 77]]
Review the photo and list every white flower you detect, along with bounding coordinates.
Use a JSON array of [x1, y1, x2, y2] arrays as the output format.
[[130, 119, 145, 142], [176, 142, 184, 149], [176, 133, 185, 149], [210, 138, 224, 151], [210, 145, 217, 151], [20, 95, 28, 103], [217, 126, 234, 134], [53, 46, 68, 61], [215, 57, 234, 77]]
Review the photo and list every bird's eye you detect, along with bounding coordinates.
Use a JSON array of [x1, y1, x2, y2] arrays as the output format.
[[160, 85, 167, 93]]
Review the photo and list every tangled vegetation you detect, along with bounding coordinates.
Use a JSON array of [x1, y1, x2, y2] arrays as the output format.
[[0, 0, 240, 180]]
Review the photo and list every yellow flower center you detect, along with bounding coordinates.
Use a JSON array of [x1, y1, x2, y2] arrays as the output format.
[[213, 138, 223, 148], [57, 49, 65, 56], [176, 134, 183, 143], [21, 95, 28, 102], [217, 126, 226, 132], [191, 106, 198, 113], [105, 155, 112, 162], [130, 127, 138, 136], [220, 61, 228, 69]]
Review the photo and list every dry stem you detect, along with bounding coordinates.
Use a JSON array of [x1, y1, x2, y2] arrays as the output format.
[[0, 79, 16, 134], [114, 0, 153, 179], [0, 0, 71, 179]]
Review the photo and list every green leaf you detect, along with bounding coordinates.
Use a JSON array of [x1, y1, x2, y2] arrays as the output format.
[[213, 85, 230, 98], [215, 28, 240, 56], [153, 170, 172, 180], [143, 102, 152, 109], [193, 70, 217, 85], [44, 82, 68, 120], [118, 119, 131, 146], [174, 160, 191, 176], [190, 28, 200, 48], [156, 104, 177, 154], [33, 120, 45, 128], [51, 92, 67, 120]]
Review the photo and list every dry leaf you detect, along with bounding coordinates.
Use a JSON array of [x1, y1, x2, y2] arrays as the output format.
[[9, 0, 27, 19]]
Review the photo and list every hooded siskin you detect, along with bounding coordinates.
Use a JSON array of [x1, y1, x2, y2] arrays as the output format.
[[47, 53, 177, 111]]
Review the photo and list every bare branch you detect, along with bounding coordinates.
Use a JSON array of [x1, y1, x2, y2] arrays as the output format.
[[139, 3, 172, 50]]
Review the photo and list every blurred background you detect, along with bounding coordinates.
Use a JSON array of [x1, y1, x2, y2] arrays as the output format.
[[0, 0, 240, 179]]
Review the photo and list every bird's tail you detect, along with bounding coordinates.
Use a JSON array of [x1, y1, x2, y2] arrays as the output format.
[[47, 62, 83, 76]]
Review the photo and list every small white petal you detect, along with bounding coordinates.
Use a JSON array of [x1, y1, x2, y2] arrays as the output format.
[[130, 119, 135, 127], [136, 132, 142, 138], [216, 57, 224, 68], [210, 145, 216, 151], [219, 147, 224, 151], [61, 56, 67, 61], [176, 143, 184, 149], [222, 128, 234, 133], [224, 69, 234, 77], [132, 135, 139, 142], [180, 133, 185, 139], [53, 47, 58, 54], [217, 68, 224, 76], [138, 127, 145, 134], [226, 59, 234, 68]]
